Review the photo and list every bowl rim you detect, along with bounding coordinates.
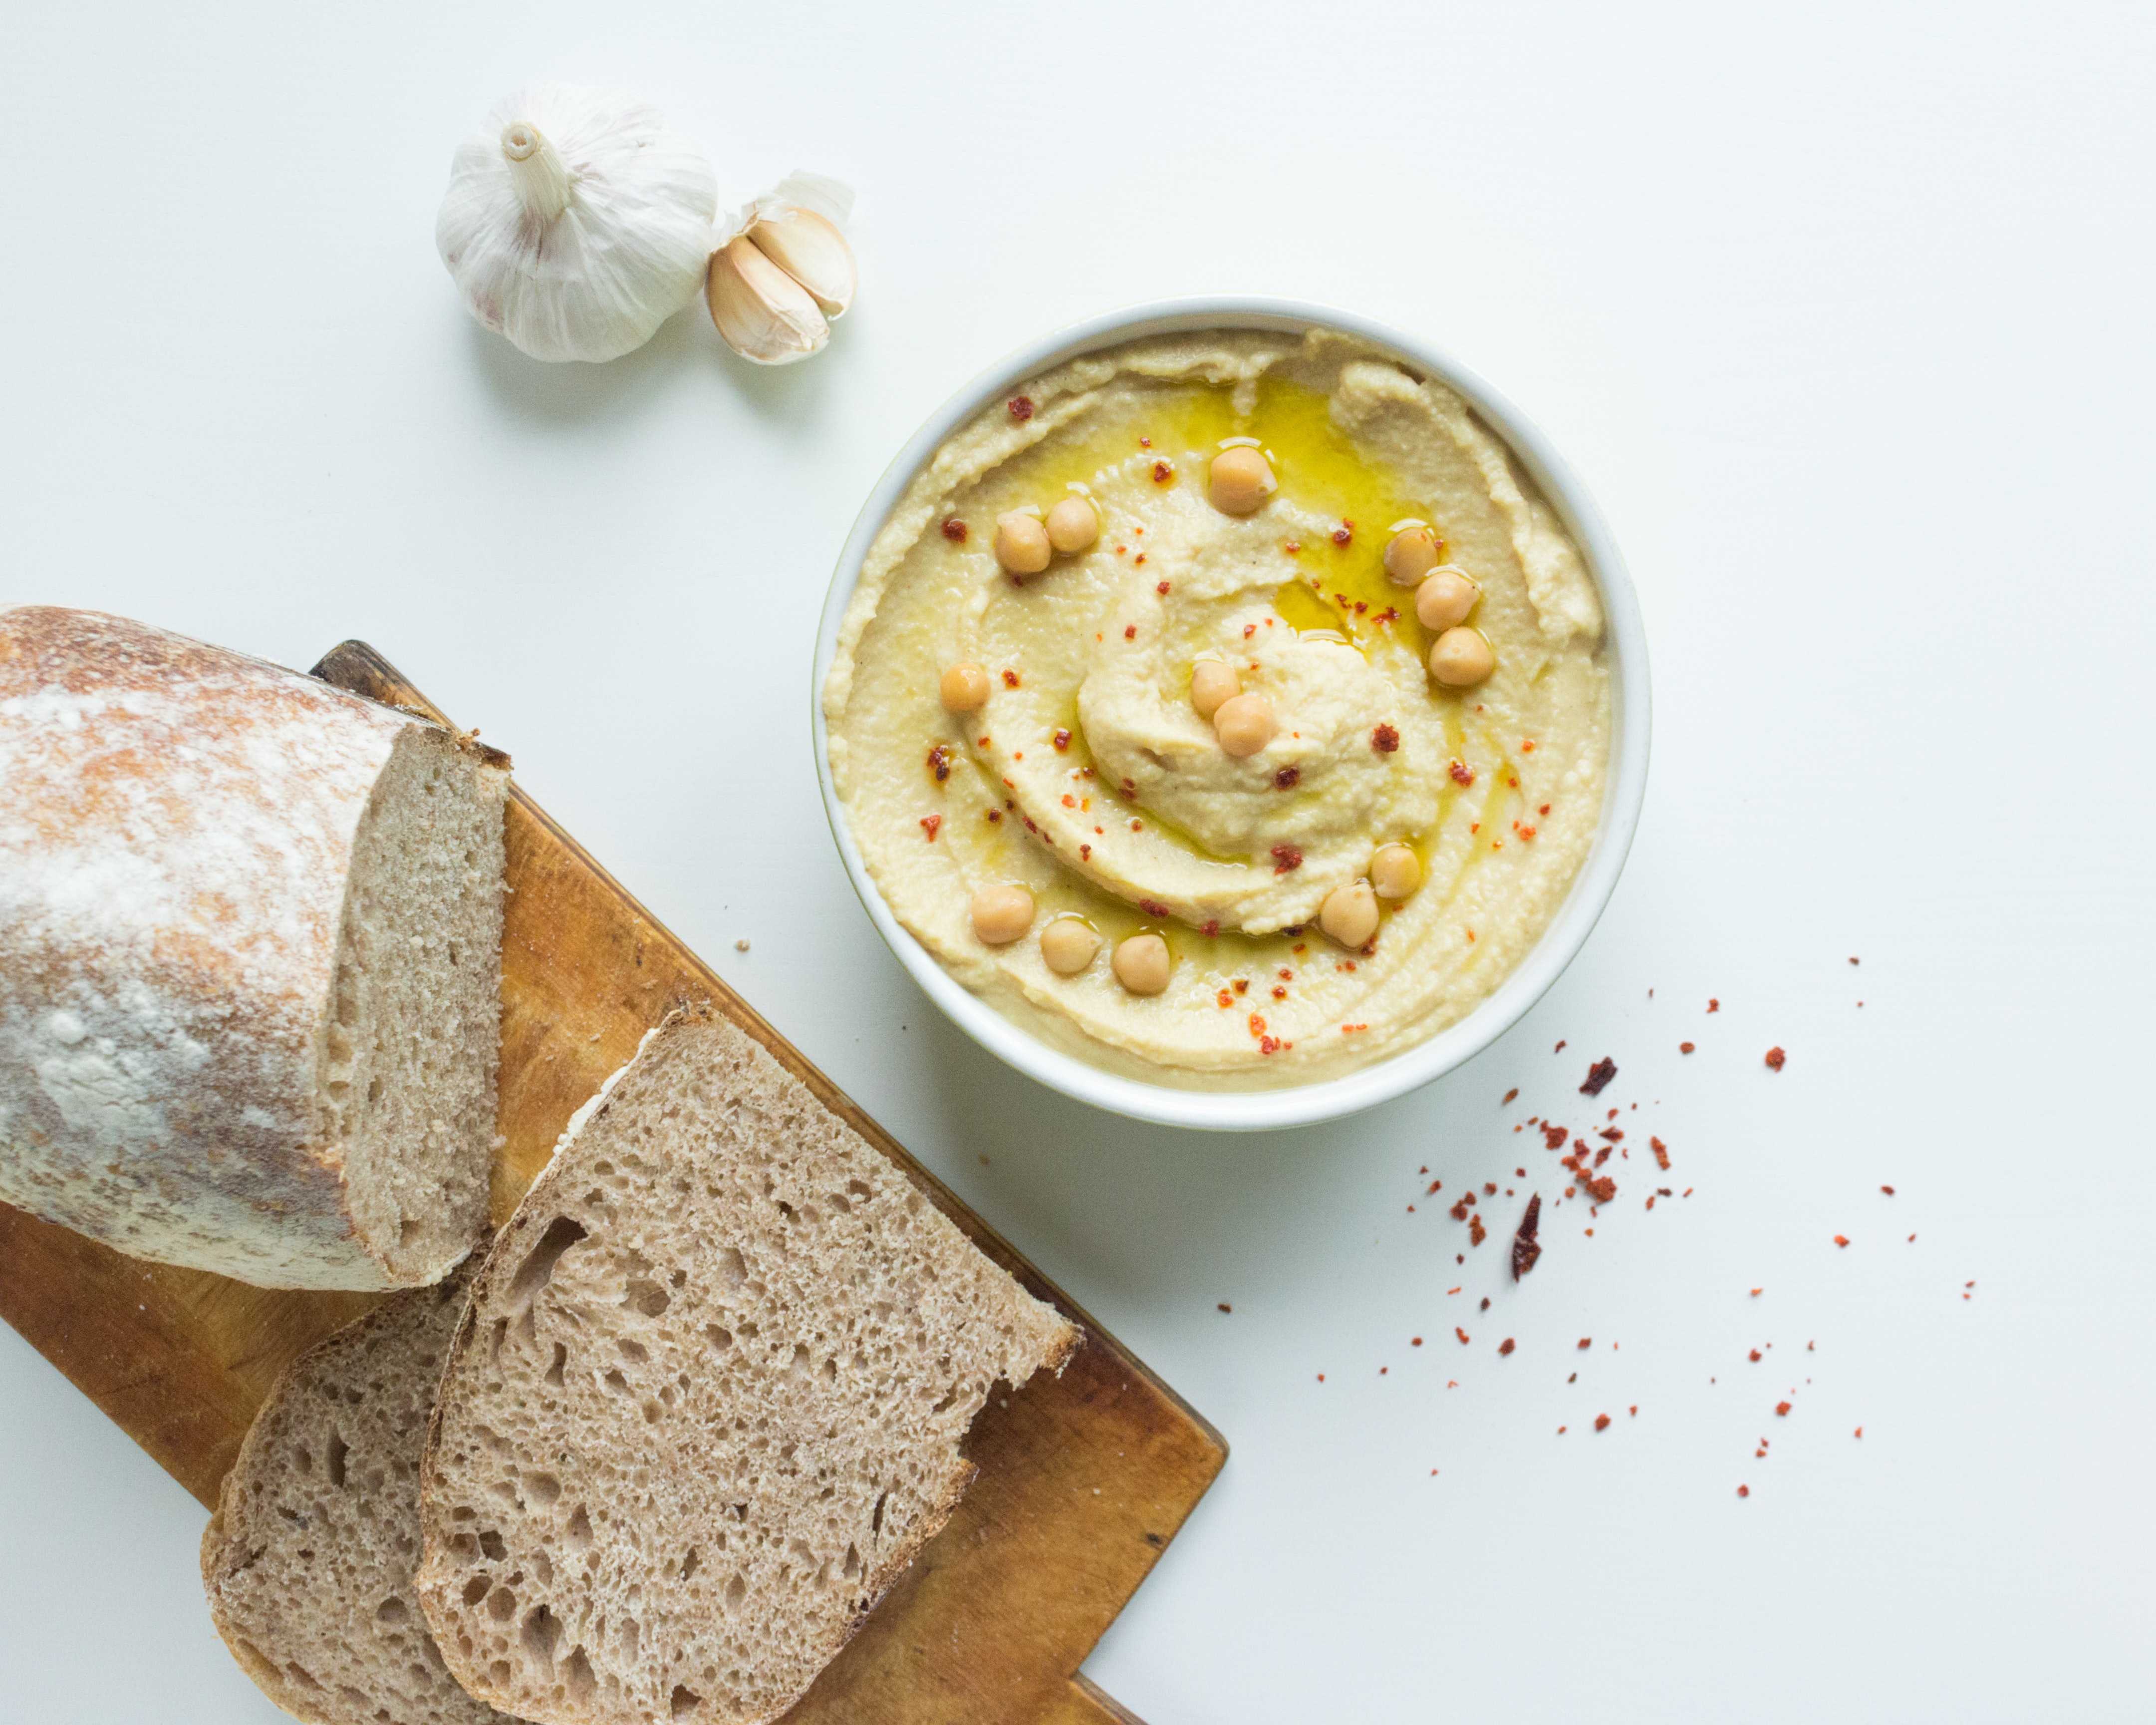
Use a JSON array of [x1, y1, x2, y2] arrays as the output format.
[[811, 294, 1651, 1132]]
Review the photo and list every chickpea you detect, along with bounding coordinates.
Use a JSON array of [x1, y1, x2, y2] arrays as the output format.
[[1319, 880, 1380, 948], [1414, 567, 1482, 631], [970, 882, 1035, 945], [1428, 626, 1496, 688], [993, 510, 1052, 575], [1383, 526, 1442, 585], [1190, 660, 1241, 720], [1111, 931, 1172, 996], [1212, 692, 1277, 758], [940, 660, 992, 712], [1045, 496, 1099, 554], [1040, 916, 1101, 975], [1207, 446, 1277, 515], [1370, 843, 1422, 900]]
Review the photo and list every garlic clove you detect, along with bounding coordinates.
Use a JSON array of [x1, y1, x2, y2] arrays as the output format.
[[746, 207, 856, 317], [707, 235, 828, 364]]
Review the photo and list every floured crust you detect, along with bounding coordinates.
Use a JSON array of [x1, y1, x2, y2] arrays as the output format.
[[414, 1005, 1077, 1725], [0, 607, 504, 1288]]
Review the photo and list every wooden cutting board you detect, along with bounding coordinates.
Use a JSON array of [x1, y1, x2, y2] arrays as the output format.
[[0, 640, 1225, 1725]]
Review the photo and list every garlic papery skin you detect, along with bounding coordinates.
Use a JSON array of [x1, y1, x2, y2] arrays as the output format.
[[437, 82, 718, 363], [706, 235, 828, 365], [746, 207, 855, 316]]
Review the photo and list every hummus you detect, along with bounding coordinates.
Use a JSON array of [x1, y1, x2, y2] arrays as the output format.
[[822, 329, 1610, 1089]]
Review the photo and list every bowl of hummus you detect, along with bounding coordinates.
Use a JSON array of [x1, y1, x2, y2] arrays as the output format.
[[815, 298, 1648, 1130]]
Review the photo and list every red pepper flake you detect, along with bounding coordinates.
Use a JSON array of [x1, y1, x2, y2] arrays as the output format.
[[1679, 1041, 1696, 1054], [919, 815, 941, 842], [1134, 553, 1147, 566], [1594, 1413, 1611, 1433], [1271, 844, 1304, 873], [987, 810, 1002, 824], [1001, 669, 1020, 688], [1834, 1234, 1850, 1247], [1271, 986, 1287, 1000], [1577, 1337, 1593, 1350], [1495, 1338, 1515, 1357], [940, 517, 968, 543], [1449, 1196, 1471, 1221], [1139, 898, 1169, 918], [1273, 766, 1300, 789], [1455, 1327, 1471, 1345], [1776, 1401, 1792, 1416], [1749, 1349, 1762, 1362], [1738, 1485, 1750, 1498], [1540, 1123, 1568, 1150], [1554, 1040, 1567, 1052], [1232, 979, 1249, 995], [1247, 1013, 1267, 1037], [1008, 395, 1035, 420], [1512, 1192, 1543, 1279], [1765, 1046, 1786, 1070], [1503, 1087, 1519, 1104], [1199, 918, 1219, 937], [927, 743, 952, 782], [1580, 1057, 1618, 1096], [1371, 723, 1400, 754], [1078, 843, 1090, 860], [1540, 803, 1551, 815], [1751, 1287, 1763, 1296], [1469, 1215, 1487, 1246], [1151, 460, 1173, 483], [1855, 1427, 1864, 1438], [1448, 759, 1476, 787], [1061, 793, 1076, 808], [1122, 623, 1137, 641], [1517, 825, 1537, 841], [1155, 579, 1170, 595], [1052, 728, 1071, 752], [1243, 623, 1258, 638], [1520, 739, 1537, 753], [1411, 1336, 1423, 1346], [1707, 997, 1720, 1012], [1882, 1184, 1895, 1195], [1650, 1136, 1670, 1170], [1583, 1174, 1616, 1203]]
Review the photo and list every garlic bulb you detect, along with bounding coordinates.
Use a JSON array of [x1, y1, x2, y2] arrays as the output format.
[[707, 172, 858, 364], [437, 82, 718, 363]]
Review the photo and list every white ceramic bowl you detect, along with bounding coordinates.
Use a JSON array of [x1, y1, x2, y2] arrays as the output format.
[[812, 296, 1650, 1131]]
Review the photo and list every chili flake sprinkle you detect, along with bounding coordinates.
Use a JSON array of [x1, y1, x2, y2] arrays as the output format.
[[1002, 669, 1020, 688], [918, 815, 942, 842], [1449, 759, 1476, 786], [1152, 460, 1173, 483], [1680, 1041, 1696, 1054], [1595, 1413, 1612, 1432], [1512, 1192, 1543, 1279], [1499, 1338, 1516, 1356], [1274, 766, 1301, 790], [941, 517, 968, 543], [1765, 1046, 1787, 1070], [1156, 579, 1170, 595], [1332, 520, 1354, 546], [1008, 395, 1035, 420], [1580, 1057, 1618, 1096], [1271, 844, 1304, 873], [1371, 724, 1400, 753], [1052, 728, 1071, 752], [927, 744, 952, 782]]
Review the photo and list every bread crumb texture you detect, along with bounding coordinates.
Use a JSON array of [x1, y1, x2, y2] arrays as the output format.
[[0, 607, 505, 1288], [201, 1270, 527, 1725], [417, 1007, 1076, 1725]]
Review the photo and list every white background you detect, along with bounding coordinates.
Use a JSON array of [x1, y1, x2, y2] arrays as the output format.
[[3, 1, 2151, 1719]]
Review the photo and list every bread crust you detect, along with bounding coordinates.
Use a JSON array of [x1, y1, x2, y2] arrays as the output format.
[[0, 607, 500, 1288]]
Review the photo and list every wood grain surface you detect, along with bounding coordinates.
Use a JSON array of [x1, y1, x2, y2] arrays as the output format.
[[0, 640, 1225, 1725]]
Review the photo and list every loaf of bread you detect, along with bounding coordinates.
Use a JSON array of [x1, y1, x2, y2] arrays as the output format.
[[0, 606, 507, 1289], [201, 1270, 528, 1725], [414, 1006, 1078, 1725]]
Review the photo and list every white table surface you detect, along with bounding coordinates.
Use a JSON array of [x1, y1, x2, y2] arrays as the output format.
[[5, 2, 2152, 1720]]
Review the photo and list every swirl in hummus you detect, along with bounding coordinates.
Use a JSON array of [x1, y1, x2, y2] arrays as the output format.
[[822, 329, 1611, 1089]]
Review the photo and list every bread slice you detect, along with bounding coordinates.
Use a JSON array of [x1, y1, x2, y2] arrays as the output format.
[[202, 1270, 526, 1725], [413, 1006, 1077, 1725], [0, 607, 508, 1289]]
